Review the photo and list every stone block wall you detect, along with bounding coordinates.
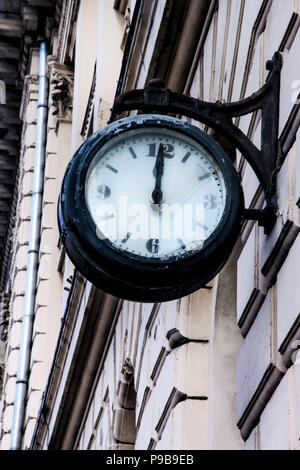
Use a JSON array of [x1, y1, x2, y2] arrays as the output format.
[[75, 291, 213, 450], [0, 73, 39, 449]]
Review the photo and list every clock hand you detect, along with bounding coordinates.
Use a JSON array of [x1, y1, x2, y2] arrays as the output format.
[[151, 143, 164, 205]]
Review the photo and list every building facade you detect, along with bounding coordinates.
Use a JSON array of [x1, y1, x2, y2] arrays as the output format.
[[0, 0, 299, 450]]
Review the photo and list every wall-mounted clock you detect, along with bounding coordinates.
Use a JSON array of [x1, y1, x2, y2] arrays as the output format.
[[58, 114, 244, 301]]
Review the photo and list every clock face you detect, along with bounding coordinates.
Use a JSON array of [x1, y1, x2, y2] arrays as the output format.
[[58, 114, 244, 302], [85, 127, 226, 261]]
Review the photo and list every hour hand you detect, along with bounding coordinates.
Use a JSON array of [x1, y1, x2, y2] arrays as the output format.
[[151, 143, 164, 205]]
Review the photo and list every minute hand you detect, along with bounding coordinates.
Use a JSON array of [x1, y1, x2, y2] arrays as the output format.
[[151, 143, 164, 205]]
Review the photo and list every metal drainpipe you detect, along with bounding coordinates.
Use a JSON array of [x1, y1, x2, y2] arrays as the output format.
[[10, 41, 48, 450]]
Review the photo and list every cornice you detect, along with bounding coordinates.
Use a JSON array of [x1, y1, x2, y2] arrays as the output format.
[[56, 0, 79, 65], [19, 73, 39, 122]]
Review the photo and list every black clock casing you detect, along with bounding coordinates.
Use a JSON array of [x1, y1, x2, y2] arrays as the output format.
[[58, 114, 244, 301]]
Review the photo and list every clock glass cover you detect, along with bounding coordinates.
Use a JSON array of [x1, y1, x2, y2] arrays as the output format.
[[58, 114, 244, 301], [85, 127, 226, 261]]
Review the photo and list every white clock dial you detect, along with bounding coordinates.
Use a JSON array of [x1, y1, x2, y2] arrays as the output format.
[[85, 127, 226, 260]]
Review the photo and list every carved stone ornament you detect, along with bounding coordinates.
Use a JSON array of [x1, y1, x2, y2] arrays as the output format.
[[50, 64, 74, 121]]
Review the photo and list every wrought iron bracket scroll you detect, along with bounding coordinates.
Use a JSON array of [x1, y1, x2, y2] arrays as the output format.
[[110, 52, 282, 234]]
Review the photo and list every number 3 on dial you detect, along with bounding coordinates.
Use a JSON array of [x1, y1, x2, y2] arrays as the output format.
[[204, 194, 217, 209]]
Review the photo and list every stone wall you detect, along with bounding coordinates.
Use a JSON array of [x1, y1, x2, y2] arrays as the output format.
[[185, 0, 300, 450], [75, 0, 300, 450], [2, 0, 300, 450], [75, 293, 213, 450]]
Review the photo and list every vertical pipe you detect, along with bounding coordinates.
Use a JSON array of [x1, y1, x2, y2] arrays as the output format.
[[10, 42, 48, 450]]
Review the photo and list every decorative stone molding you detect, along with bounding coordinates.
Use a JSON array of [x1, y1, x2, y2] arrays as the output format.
[[81, 63, 96, 138], [154, 388, 187, 444], [19, 74, 39, 122], [0, 291, 10, 342], [20, 35, 35, 82], [121, 6, 131, 50], [237, 365, 285, 441], [279, 314, 300, 368], [56, 0, 79, 65], [113, 358, 136, 446], [48, 62, 74, 124]]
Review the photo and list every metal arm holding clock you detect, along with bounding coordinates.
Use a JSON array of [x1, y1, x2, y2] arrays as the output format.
[[109, 52, 282, 234], [58, 51, 282, 301]]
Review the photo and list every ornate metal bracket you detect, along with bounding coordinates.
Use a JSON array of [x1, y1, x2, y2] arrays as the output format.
[[110, 52, 282, 234]]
